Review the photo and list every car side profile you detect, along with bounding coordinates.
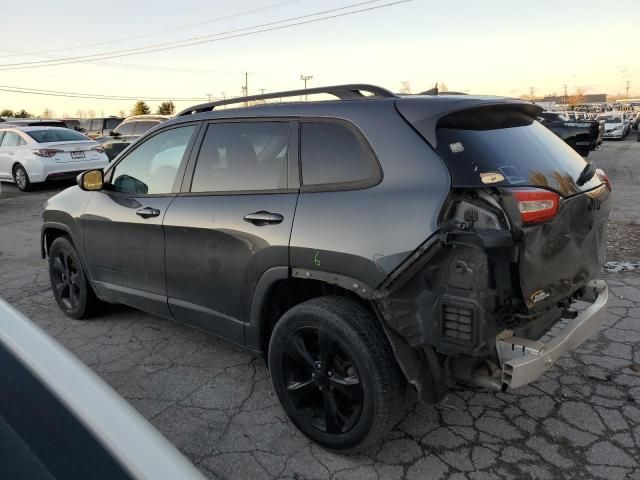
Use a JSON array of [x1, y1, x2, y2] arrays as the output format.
[[42, 84, 610, 451], [0, 126, 109, 191]]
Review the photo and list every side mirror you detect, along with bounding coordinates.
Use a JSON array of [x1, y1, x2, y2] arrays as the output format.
[[78, 169, 104, 191]]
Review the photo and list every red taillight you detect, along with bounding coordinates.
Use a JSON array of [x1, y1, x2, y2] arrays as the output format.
[[33, 148, 62, 157], [595, 168, 612, 192], [513, 188, 559, 224], [91, 146, 105, 153]]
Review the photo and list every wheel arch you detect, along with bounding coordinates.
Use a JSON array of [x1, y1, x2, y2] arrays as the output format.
[[41, 223, 74, 259]]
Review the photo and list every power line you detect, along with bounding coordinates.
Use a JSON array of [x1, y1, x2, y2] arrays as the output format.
[[0, 0, 385, 68], [0, 85, 218, 102], [0, 1, 409, 70], [0, 0, 302, 60]]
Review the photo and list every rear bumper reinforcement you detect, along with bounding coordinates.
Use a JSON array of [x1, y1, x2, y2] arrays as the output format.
[[496, 280, 608, 389]]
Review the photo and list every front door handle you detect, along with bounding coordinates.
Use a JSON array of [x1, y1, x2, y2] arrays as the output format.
[[136, 207, 161, 219], [243, 211, 284, 226]]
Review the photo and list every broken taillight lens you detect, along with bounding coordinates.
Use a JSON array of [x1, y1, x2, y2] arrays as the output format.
[[595, 168, 612, 192], [513, 188, 559, 224]]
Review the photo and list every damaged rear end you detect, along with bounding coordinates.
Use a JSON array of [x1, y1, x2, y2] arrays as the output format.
[[378, 98, 611, 401]]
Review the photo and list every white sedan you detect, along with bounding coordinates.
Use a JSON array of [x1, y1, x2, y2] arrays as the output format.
[[597, 114, 628, 140], [0, 126, 109, 191]]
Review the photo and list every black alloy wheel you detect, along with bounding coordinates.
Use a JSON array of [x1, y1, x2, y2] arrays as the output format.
[[51, 249, 81, 311], [269, 296, 405, 451], [48, 236, 99, 319], [282, 326, 364, 435]]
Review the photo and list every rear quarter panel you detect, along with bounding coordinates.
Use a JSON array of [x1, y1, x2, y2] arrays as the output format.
[[290, 102, 451, 289]]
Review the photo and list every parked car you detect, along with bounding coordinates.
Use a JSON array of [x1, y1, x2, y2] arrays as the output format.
[[77, 117, 123, 139], [538, 111, 603, 156], [1, 119, 67, 128], [42, 84, 610, 451], [0, 298, 205, 480], [626, 111, 640, 130], [0, 126, 109, 191], [598, 113, 628, 139], [97, 115, 170, 160]]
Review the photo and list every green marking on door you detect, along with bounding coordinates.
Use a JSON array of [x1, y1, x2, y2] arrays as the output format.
[[314, 251, 321, 266]]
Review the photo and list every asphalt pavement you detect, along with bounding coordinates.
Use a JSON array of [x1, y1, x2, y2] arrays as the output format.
[[1, 134, 639, 479]]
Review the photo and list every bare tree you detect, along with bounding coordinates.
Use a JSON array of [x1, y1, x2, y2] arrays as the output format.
[[75, 110, 86, 119], [118, 110, 126, 118], [399, 81, 411, 94], [41, 108, 53, 119], [88, 109, 96, 118], [568, 87, 586, 108], [439, 83, 449, 93]]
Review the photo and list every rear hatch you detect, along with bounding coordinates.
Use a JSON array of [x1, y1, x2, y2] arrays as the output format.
[[396, 99, 611, 312]]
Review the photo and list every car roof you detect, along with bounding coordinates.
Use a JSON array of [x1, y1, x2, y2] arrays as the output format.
[[121, 115, 171, 123]]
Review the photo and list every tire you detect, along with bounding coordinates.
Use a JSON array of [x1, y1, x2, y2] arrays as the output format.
[[48, 236, 99, 319], [268, 296, 406, 451], [13, 164, 31, 191]]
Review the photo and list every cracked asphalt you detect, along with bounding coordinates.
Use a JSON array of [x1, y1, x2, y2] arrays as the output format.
[[1, 134, 640, 479]]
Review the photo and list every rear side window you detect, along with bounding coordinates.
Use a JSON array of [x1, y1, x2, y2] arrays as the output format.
[[191, 122, 289, 193], [1, 132, 22, 147], [115, 122, 135, 135], [133, 121, 158, 135], [90, 119, 103, 131], [300, 122, 379, 187], [435, 109, 601, 196]]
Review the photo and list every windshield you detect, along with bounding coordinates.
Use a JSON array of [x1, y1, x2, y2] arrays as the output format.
[[26, 129, 90, 143], [598, 116, 622, 123], [435, 109, 601, 196]]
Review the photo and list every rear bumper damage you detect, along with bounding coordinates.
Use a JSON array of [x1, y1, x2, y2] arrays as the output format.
[[496, 279, 607, 389]]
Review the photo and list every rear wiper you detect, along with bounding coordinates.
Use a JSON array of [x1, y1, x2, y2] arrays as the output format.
[[576, 161, 596, 186]]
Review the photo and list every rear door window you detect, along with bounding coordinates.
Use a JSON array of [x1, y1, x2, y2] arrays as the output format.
[[435, 109, 601, 196], [190, 121, 290, 192], [300, 121, 380, 188], [90, 119, 103, 131]]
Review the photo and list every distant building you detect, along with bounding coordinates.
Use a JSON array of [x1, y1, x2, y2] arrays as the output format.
[[541, 94, 607, 104]]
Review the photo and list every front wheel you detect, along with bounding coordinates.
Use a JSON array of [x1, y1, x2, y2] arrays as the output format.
[[48, 236, 100, 319], [13, 164, 31, 191], [268, 296, 406, 451]]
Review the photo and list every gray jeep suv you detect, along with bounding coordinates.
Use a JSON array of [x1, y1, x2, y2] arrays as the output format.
[[42, 84, 611, 451]]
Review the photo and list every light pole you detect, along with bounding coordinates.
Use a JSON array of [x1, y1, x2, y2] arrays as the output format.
[[300, 74, 313, 101], [207, 93, 212, 102]]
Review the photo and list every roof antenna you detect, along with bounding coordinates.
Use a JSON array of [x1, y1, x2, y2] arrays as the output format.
[[420, 83, 439, 95]]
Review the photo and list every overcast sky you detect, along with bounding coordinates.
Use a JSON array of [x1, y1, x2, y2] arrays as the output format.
[[0, 0, 638, 117]]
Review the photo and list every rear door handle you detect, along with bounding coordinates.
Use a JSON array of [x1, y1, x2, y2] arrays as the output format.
[[243, 211, 284, 225], [136, 207, 161, 219]]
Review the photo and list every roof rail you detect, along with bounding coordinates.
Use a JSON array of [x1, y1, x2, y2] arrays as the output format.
[[177, 83, 396, 116]]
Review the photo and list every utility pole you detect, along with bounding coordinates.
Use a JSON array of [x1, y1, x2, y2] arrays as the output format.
[[529, 86, 535, 101], [243, 71, 249, 106], [563, 84, 568, 106], [220, 91, 226, 100], [300, 74, 313, 101], [625, 80, 631, 104], [207, 93, 212, 102], [259, 89, 266, 104]]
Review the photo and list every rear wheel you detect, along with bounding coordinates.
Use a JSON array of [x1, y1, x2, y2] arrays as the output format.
[[48, 236, 99, 319], [13, 164, 31, 191], [268, 296, 405, 451]]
